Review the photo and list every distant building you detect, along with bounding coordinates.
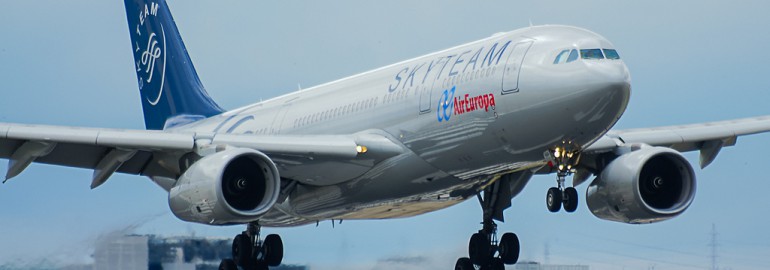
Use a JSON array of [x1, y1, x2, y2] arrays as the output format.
[[147, 235, 308, 270], [158, 247, 195, 270], [56, 234, 307, 270], [514, 261, 589, 270], [93, 235, 149, 270]]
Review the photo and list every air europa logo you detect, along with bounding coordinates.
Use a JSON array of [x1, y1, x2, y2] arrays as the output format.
[[437, 87, 456, 122], [134, 2, 167, 107], [437, 86, 497, 122], [454, 92, 496, 115]]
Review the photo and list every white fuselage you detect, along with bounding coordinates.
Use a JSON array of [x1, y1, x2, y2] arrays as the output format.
[[178, 25, 631, 226]]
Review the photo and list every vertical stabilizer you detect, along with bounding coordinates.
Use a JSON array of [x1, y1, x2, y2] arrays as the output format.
[[124, 0, 224, 130]]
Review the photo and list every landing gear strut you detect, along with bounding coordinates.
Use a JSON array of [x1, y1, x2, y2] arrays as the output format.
[[546, 141, 581, 213], [456, 181, 520, 270], [219, 223, 283, 270]]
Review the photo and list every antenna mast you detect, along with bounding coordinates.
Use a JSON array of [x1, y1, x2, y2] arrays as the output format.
[[708, 223, 719, 270]]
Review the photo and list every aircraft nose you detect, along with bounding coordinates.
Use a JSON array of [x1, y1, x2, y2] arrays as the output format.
[[593, 61, 631, 93], [565, 60, 632, 135]]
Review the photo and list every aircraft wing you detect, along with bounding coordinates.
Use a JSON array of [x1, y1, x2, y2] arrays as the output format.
[[584, 115, 770, 168], [0, 122, 403, 188]]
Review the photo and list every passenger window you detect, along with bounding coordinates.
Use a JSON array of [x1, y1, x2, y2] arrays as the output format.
[[580, 49, 604, 59], [603, 49, 620, 59], [553, 50, 570, 64], [567, 49, 578, 63]]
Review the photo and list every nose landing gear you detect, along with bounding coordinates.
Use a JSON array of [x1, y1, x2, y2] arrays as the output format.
[[219, 223, 283, 270], [546, 142, 581, 213]]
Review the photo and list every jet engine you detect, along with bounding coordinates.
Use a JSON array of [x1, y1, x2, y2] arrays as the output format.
[[586, 146, 696, 224], [169, 148, 281, 225]]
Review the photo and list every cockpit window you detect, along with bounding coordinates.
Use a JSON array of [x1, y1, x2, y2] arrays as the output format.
[[553, 50, 569, 64], [603, 49, 620, 59], [567, 49, 578, 62], [553, 49, 579, 64], [580, 49, 604, 59]]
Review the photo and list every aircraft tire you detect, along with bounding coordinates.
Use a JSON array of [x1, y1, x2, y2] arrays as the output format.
[[563, 187, 578, 212], [499, 232, 520, 264], [264, 234, 284, 266], [254, 261, 269, 270], [488, 257, 505, 270], [232, 233, 252, 267], [455, 257, 474, 270], [218, 259, 237, 270], [547, 188, 562, 212], [469, 232, 491, 265]]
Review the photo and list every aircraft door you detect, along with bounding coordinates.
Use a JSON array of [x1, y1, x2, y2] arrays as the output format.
[[501, 41, 533, 94], [271, 104, 292, 134], [419, 85, 433, 113]]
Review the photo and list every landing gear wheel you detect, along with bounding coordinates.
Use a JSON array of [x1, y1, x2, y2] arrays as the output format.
[[227, 223, 285, 270], [232, 233, 252, 267], [488, 257, 505, 270], [455, 257, 474, 270], [218, 259, 237, 270], [460, 179, 523, 270], [563, 187, 578, 213], [498, 232, 519, 265], [264, 234, 284, 267], [253, 260, 269, 270], [469, 232, 491, 265], [546, 187, 562, 212]]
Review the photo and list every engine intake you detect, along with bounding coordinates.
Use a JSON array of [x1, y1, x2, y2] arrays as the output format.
[[586, 146, 696, 224], [169, 148, 280, 225]]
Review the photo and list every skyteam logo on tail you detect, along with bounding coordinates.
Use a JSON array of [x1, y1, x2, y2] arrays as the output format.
[[133, 2, 167, 106]]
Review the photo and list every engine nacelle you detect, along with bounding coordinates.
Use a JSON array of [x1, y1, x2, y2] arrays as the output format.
[[586, 146, 696, 224], [169, 148, 281, 225]]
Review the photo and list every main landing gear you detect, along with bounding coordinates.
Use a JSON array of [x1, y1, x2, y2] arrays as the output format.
[[456, 179, 520, 270], [456, 219, 520, 270], [546, 142, 581, 213], [219, 223, 283, 270]]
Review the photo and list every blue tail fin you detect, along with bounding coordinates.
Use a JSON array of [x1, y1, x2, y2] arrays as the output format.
[[124, 0, 224, 130]]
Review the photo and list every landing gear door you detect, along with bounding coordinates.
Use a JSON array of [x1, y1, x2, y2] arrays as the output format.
[[501, 41, 533, 94]]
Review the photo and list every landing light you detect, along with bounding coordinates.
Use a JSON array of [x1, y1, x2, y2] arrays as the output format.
[[356, 145, 368, 154]]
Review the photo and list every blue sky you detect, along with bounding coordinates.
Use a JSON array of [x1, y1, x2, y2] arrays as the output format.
[[1, 1, 770, 269]]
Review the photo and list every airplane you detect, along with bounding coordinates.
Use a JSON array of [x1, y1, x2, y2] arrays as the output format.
[[2, 0, 770, 270]]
